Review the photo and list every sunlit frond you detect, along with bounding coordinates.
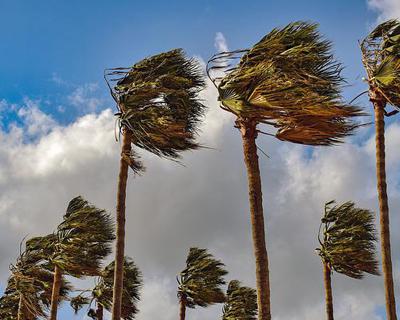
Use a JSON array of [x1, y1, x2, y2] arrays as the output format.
[[208, 21, 363, 145], [222, 280, 257, 320]]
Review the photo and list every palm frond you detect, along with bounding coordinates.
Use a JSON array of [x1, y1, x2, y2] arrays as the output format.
[[222, 280, 257, 320], [208, 21, 363, 145], [177, 248, 227, 309], [317, 201, 380, 279], [361, 19, 400, 109], [105, 49, 207, 164]]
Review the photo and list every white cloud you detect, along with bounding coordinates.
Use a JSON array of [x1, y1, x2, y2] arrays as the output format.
[[368, 0, 400, 21], [214, 32, 229, 52], [68, 83, 103, 113], [1, 65, 400, 320]]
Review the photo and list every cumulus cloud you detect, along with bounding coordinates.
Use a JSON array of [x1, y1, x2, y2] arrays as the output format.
[[368, 0, 400, 21], [0, 69, 399, 320], [68, 83, 104, 113]]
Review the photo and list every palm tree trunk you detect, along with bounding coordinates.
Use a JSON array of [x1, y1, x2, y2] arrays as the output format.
[[96, 304, 104, 320], [111, 128, 132, 320], [179, 296, 186, 320], [49, 265, 62, 320], [373, 95, 397, 320], [239, 120, 271, 320], [323, 262, 334, 320]]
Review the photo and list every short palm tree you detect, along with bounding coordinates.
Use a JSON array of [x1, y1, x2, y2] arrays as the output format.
[[177, 248, 227, 320], [105, 49, 206, 320], [222, 280, 257, 320], [0, 247, 70, 320], [207, 22, 362, 320], [70, 257, 142, 320], [25, 196, 115, 320], [360, 19, 400, 320], [316, 201, 379, 320]]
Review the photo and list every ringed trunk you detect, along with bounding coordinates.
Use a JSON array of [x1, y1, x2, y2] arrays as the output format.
[[111, 127, 132, 320], [372, 92, 397, 320], [179, 296, 187, 320], [49, 265, 62, 320], [96, 304, 104, 320], [239, 120, 271, 320], [323, 262, 334, 320]]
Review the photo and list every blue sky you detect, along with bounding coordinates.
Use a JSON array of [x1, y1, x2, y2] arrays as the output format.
[[1, 1, 399, 319], [0, 0, 377, 121]]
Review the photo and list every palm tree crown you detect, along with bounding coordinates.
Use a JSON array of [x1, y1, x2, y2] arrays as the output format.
[[177, 247, 227, 309], [26, 196, 115, 278], [207, 21, 362, 145], [361, 19, 400, 110], [222, 280, 257, 320], [316, 200, 379, 279], [105, 48, 207, 169], [0, 248, 71, 320], [71, 257, 142, 320]]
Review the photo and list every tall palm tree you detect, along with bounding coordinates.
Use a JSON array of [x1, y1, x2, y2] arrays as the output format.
[[360, 19, 400, 320], [316, 201, 379, 320], [177, 248, 227, 320], [0, 246, 71, 320], [207, 22, 362, 320], [222, 280, 257, 320], [25, 196, 115, 320], [105, 49, 206, 320], [70, 257, 142, 320]]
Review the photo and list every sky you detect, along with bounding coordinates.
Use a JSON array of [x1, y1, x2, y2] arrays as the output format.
[[0, 0, 400, 319]]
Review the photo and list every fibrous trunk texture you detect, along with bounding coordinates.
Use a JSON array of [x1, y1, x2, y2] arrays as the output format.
[[323, 262, 334, 320], [49, 265, 62, 320], [239, 120, 271, 320], [111, 128, 132, 320], [373, 94, 397, 320], [179, 296, 186, 320]]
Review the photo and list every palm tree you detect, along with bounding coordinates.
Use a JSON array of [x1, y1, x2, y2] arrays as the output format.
[[177, 247, 227, 320], [105, 49, 206, 320], [70, 257, 142, 320], [207, 22, 362, 320], [316, 201, 379, 320], [0, 246, 71, 320], [222, 280, 257, 320], [360, 19, 400, 320], [25, 196, 115, 320]]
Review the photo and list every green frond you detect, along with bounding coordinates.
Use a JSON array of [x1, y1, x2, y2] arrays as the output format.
[[70, 257, 142, 320], [222, 280, 257, 320], [208, 21, 363, 146], [25, 196, 115, 278], [317, 201, 380, 279], [177, 248, 227, 309], [105, 48, 207, 164], [361, 19, 400, 108], [0, 246, 71, 320]]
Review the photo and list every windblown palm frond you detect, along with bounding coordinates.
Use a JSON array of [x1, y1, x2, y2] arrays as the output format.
[[177, 248, 227, 309], [26, 196, 115, 278], [70, 257, 142, 320], [208, 21, 363, 145], [0, 248, 71, 320], [222, 280, 257, 320], [105, 49, 207, 167], [361, 19, 400, 109], [316, 201, 380, 279]]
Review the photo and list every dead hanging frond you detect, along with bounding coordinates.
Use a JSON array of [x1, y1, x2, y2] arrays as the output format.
[[316, 200, 380, 279], [208, 21, 364, 146], [105, 49, 207, 166], [361, 19, 400, 111]]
